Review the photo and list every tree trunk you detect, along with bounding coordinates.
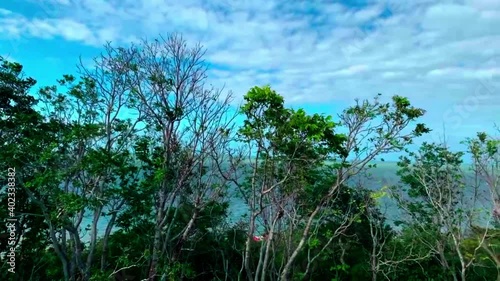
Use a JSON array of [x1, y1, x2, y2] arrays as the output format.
[[260, 216, 279, 281], [242, 212, 258, 281], [371, 255, 378, 281], [280, 205, 320, 280], [149, 192, 166, 281], [84, 206, 102, 280], [100, 211, 118, 270], [172, 209, 198, 262]]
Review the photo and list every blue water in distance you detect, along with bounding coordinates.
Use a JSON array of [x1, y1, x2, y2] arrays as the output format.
[[78, 162, 493, 242]]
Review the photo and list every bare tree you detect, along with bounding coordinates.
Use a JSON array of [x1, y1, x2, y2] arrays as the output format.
[[220, 92, 430, 280], [465, 130, 500, 279], [115, 33, 237, 280], [390, 141, 493, 281], [278, 95, 431, 280], [224, 137, 298, 281], [362, 186, 436, 281], [75, 45, 146, 279], [364, 190, 390, 281], [466, 131, 499, 223]]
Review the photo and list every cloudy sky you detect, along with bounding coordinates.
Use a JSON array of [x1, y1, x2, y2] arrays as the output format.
[[0, 0, 499, 155]]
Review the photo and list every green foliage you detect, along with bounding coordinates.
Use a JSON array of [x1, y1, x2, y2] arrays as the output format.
[[0, 49, 496, 281], [238, 85, 347, 160], [0, 56, 65, 280]]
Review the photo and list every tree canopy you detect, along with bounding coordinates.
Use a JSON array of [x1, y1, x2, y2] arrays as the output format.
[[0, 34, 498, 281]]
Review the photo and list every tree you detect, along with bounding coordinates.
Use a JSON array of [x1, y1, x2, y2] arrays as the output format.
[[106, 33, 237, 280], [0, 56, 65, 280], [392, 142, 492, 281], [466, 131, 499, 223], [230, 85, 347, 281], [464, 130, 500, 279], [7, 37, 500, 281], [277, 94, 430, 280], [224, 88, 430, 280], [362, 187, 393, 281]]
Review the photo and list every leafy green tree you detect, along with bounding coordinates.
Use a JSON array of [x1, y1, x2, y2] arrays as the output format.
[[5, 36, 499, 281], [392, 142, 494, 281], [0, 56, 65, 280], [233, 85, 346, 281], [229, 87, 430, 281]]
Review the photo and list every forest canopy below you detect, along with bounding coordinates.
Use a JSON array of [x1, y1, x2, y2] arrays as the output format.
[[0, 34, 499, 281]]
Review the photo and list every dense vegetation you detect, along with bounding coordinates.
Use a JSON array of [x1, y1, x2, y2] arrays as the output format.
[[0, 34, 498, 281]]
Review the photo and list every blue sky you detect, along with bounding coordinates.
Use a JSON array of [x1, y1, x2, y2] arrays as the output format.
[[0, 0, 499, 159]]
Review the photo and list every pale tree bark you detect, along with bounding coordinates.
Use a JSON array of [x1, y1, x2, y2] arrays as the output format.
[[221, 94, 429, 281], [279, 95, 430, 280], [465, 129, 500, 279], [361, 187, 438, 281], [301, 198, 358, 280], [113, 33, 235, 280], [227, 140, 303, 281], [78, 47, 144, 279], [391, 140, 495, 281]]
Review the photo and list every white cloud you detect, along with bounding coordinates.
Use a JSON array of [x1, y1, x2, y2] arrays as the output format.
[[0, 8, 13, 15], [0, 0, 499, 141], [466, 0, 500, 10], [333, 65, 370, 76]]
